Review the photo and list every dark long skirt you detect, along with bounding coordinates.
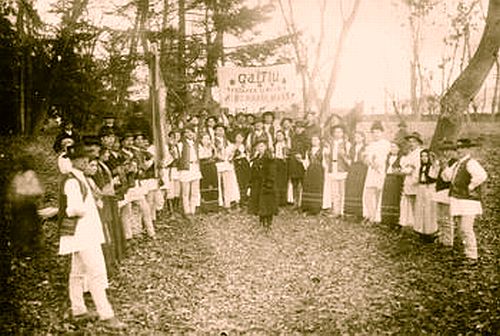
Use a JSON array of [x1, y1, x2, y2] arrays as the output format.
[[200, 159, 219, 212], [102, 196, 126, 262], [301, 162, 324, 215], [234, 158, 250, 205], [344, 162, 368, 217], [381, 174, 404, 226], [275, 159, 289, 206], [98, 203, 116, 275]]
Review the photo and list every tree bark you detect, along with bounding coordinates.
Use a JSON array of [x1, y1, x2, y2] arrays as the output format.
[[430, 0, 500, 150]]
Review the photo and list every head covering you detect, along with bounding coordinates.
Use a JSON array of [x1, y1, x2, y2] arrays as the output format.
[[206, 115, 217, 123], [281, 117, 293, 125], [66, 144, 91, 160], [330, 124, 346, 132], [370, 121, 384, 132], [99, 127, 115, 138], [262, 111, 275, 120], [253, 116, 263, 124], [82, 135, 101, 146], [182, 125, 195, 135], [295, 120, 307, 128], [456, 138, 480, 149], [121, 131, 135, 141], [438, 139, 457, 151], [103, 113, 115, 120], [404, 131, 423, 144], [214, 123, 226, 131]]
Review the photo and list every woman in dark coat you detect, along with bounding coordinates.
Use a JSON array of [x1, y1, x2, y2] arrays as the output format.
[[248, 140, 277, 229]]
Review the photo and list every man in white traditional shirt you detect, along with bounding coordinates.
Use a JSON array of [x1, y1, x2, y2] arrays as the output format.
[[441, 138, 487, 263], [178, 127, 202, 217], [399, 132, 423, 228], [328, 124, 351, 217], [58, 144, 125, 330]]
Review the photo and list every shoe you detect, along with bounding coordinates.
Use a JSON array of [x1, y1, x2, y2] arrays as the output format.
[[101, 317, 127, 330], [73, 311, 99, 323]]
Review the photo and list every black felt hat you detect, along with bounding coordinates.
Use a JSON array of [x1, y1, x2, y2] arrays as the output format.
[[404, 131, 423, 144], [262, 111, 275, 119], [438, 139, 457, 151], [456, 138, 480, 149], [66, 144, 91, 160], [370, 121, 384, 132], [82, 135, 101, 146]]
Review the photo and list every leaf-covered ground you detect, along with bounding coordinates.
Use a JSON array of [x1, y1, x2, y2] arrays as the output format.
[[3, 132, 500, 335]]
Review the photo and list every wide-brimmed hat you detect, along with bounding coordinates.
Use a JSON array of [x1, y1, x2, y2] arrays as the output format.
[[405, 131, 423, 144], [456, 138, 480, 149], [281, 117, 293, 125], [438, 139, 457, 151], [66, 144, 91, 160], [103, 113, 115, 120], [370, 121, 384, 132]]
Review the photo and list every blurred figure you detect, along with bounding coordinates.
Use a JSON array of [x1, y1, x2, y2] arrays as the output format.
[[8, 154, 44, 257]]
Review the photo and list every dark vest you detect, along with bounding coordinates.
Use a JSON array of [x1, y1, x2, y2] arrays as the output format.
[[57, 172, 88, 236], [436, 159, 457, 192], [449, 159, 481, 201], [178, 140, 199, 171]]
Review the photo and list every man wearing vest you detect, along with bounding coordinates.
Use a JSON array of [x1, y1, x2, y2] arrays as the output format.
[[178, 126, 202, 217], [442, 138, 487, 263], [58, 144, 126, 330], [327, 124, 351, 217]]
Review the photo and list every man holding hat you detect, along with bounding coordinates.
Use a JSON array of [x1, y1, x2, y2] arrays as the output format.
[[399, 131, 424, 228], [442, 138, 487, 262], [58, 144, 126, 329]]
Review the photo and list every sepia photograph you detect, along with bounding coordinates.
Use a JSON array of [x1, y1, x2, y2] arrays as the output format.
[[0, 0, 498, 334]]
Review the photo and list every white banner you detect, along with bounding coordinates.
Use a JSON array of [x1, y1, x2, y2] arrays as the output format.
[[217, 64, 299, 113]]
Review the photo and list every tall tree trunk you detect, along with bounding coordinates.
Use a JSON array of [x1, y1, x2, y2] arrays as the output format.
[[178, 0, 187, 118], [319, 0, 361, 124], [430, 0, 500, 150]]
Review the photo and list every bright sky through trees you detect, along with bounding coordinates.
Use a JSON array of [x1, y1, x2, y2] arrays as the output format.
[[35, 0, 489, 113]]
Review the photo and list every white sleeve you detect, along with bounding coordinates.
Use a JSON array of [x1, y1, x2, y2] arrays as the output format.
[[441, 162, 456, 182], [467, 159, 487, 190], [64, 179, 86, 218]]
